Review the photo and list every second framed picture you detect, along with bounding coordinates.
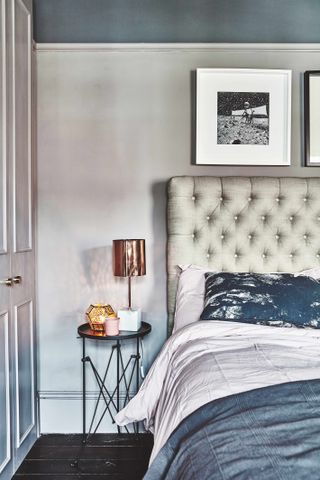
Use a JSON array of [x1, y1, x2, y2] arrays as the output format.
[[196, 68, 291, 166]]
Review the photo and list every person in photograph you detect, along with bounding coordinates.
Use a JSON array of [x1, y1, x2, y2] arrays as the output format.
[[242, 101, 254, 124]]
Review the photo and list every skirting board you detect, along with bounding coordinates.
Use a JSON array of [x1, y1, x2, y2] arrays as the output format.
[[39, 391, 140, 434]]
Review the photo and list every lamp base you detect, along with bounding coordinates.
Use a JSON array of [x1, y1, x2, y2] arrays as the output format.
[[118, 308, 141, 331]]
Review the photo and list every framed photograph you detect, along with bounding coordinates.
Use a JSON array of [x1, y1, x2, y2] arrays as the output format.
[[304, 70, 320, 166], [196, 68, 291, 166]]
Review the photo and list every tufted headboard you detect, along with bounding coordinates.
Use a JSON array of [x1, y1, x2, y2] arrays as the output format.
[[167, 176, 320, 333]]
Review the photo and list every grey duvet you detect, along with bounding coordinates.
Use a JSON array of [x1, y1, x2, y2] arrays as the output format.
[[144, 379, 320, 480]]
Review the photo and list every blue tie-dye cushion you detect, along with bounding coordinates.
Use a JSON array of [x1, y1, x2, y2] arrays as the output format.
[[200, 272, 320, 328]]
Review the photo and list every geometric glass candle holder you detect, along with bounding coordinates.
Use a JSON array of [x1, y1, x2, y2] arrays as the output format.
[[86, 304, 116, 332]]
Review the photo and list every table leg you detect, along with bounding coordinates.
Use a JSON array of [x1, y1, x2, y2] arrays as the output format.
[[116, 340, 120, 433], [136, 337, 140, 434], [82, 337, 86, 444]]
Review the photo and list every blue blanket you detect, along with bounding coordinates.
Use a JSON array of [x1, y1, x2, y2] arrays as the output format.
[[144, 379, 320, 480]]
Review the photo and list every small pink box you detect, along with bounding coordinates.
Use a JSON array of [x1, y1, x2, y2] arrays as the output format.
[[105, 317, 120, 336]]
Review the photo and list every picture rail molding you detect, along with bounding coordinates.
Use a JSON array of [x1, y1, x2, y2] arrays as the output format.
[[35, 43, 320, 54]]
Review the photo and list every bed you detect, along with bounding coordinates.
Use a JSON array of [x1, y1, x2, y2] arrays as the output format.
[[116, 177, 320, 479]]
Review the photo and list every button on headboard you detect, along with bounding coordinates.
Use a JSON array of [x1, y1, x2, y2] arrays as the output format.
[[167, 176, 320, 334]]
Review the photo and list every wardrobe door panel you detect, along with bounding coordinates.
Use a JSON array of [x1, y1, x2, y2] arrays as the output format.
[[14, 300, 34, 446], [0, 312, 10, 476], [12, 0, 32, 253], [0, 0, 6, 256]]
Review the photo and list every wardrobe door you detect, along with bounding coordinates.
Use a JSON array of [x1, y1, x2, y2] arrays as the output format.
[[0, 1, 13, 479], [10, 0, 36, 468]]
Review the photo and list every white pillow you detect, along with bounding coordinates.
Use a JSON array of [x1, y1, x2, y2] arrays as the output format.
[[173, 265, 320, 333], [173, 264, 217, 333], [294, 266, 320, 280]]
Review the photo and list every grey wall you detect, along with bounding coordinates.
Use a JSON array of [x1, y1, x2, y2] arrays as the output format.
[[34, 0, 320, 43], [37, 44, 320, 431]]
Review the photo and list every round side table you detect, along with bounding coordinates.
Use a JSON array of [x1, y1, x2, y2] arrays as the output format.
[[78, 321, 151, 442]]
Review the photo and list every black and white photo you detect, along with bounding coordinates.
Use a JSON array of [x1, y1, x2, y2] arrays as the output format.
[[196, 68, 291, 165], [217, 92, 269, 145]]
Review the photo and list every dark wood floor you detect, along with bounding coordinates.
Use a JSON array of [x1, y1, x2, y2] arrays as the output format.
[[13, 433, 154, 480]]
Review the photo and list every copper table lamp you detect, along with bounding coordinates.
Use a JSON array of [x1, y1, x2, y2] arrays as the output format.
[[113, 239, 146, 331]]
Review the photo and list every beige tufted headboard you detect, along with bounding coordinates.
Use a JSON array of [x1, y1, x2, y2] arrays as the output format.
[[167, 176, 320, 334]]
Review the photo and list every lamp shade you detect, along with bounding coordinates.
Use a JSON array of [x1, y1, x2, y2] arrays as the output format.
[[113, 239, 146, 277]]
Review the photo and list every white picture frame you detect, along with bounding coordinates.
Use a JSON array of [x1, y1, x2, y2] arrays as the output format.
[[196, 68, 291, 166], [304, 70, 320, 166]]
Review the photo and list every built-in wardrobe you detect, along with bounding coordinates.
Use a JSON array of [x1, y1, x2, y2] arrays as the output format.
[[0, 1, 36, 479]]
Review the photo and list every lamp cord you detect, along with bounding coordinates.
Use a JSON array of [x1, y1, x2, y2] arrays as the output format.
[[128, 276, 132, 309], [139, 338, 145, 379]]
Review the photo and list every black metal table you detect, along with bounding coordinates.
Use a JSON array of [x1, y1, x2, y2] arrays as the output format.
[[78, 321, 151, 443]]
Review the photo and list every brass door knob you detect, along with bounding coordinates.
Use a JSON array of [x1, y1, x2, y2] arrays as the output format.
[[13, 275, 22, 284], [0, 278, 13, 287]]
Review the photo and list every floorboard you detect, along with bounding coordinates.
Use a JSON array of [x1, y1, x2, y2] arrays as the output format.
[[13, 433, 153, 480]]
